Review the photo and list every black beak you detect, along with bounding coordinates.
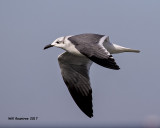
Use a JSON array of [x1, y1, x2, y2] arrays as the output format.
[[44, 44, 53, 50]]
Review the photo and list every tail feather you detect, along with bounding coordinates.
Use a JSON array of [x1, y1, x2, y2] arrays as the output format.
[[124, 48, 140, 53], [108, 43, 141, 54]]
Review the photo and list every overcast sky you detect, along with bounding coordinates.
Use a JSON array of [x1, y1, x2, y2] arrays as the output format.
[[0, 0, 160, 127]]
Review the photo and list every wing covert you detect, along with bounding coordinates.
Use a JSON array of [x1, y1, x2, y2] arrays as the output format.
[[58, 52, 93, 118], [68, 34, 120, 70]]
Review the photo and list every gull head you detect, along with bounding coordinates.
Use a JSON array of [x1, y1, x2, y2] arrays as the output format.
[[44, 36, 67, 50]]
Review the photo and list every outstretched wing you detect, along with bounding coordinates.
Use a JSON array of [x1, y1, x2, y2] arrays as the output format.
[[58, 52, 93, 118], [68, 34, 120, 70]]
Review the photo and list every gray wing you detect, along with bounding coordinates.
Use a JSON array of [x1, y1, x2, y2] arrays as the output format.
[[68, 34, 120, 70], [58, 52, 93, 118]]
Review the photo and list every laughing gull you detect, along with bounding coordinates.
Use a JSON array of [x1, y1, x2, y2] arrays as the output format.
[[44, 33, 140, 118]]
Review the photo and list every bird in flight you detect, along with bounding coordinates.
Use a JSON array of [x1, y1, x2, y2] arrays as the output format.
[[44, 33, 140, 118]]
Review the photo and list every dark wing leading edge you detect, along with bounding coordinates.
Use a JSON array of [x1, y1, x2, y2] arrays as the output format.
[[58, 52, 93, 118], [68, 34, 120, 70]]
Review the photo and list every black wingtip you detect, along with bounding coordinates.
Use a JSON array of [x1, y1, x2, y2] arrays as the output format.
[[109, 64, 120, 70], [89, 55, 120, 70], [84, 111, 93, 118], [82, 107, 93, 118], [113, 65, 120, 70], [88, 114, 93, 118]]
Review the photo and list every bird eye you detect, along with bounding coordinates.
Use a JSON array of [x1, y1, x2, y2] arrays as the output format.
[[56, 41, 60, 44]]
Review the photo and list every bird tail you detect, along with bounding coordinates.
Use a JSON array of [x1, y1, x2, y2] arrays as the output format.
[[111, 44, 140, 54], [122, 48, 140, 53]]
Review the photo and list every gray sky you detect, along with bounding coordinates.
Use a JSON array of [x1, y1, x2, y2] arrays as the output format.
[[0, 0, 160, 127]]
